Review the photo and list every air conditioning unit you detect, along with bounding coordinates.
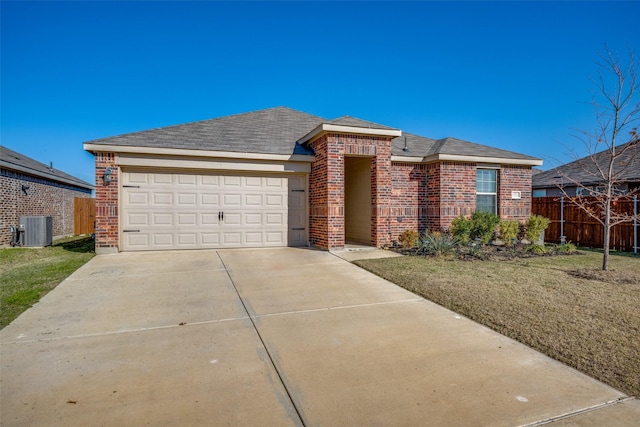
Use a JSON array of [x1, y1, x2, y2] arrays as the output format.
[[19, 216, 53, 247]]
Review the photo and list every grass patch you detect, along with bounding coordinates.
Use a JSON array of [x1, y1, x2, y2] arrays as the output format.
[[355, 251, 640, 398], [0, 235, 95, 329]]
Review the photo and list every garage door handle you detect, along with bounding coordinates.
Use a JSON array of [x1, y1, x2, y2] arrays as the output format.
[[123, 229, 140, 232], [218, 211, 224, 221]]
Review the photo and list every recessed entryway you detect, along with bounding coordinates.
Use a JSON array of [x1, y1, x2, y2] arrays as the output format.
[[344, 156, 372, 245]]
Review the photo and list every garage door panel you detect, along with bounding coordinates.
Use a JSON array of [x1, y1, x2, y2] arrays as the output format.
[[153, 193, 173, 205], [266, 232, 285, 244], [245, 194, 262, 206], [127, 192, 149, 205], [223, 194, 242, 206], [223, 176, 242, 187], [265, 212, 285, 226], [153, 234, 174, 246], [125, 213, 149, 227], [152, 213, 173, 226], [126, 172, 150, 185], [177, 233, 197, 246], [201, 213, 219, 225], [122, 172, 305, 251], [177, 175, 196, 185], [265, 194, 285, 207], [178, 213, 197, 225], [201, 193, 220, 206], [177, 193, 197, 205], [201, 175, 220, 186]]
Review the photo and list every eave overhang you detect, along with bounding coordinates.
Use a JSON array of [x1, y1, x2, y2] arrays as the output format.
[[391, 154, 543, 166], [83, 144, 315, 163], [1, 160, 95, 190], [298, 123, 402, 145]]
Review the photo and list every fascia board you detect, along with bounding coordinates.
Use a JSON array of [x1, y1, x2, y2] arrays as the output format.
[[1, 160, 95, 190], [115, 154, 311, 173], [298, 123, 402, 144], [83, 144, 314, 163], [421, 153, 543, 166]]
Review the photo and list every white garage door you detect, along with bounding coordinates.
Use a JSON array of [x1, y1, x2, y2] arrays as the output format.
[[121, 171, 306, 251]]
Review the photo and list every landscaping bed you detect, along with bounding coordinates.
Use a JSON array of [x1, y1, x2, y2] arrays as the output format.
[[355, 250, 640, 398], [0, 236, 95, 329]]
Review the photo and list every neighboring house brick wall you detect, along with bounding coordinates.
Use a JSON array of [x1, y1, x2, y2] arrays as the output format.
[[94, 153, 119, 252], [0, 169, 92, 246], [499, 165, 532, 222]]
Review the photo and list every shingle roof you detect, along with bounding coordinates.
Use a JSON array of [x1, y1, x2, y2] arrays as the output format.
[[85, 106, 540, 163], [0, 146, 94, 190], [533, 142, 640, 188], [390, 133, 540, 161], [85, 107, 322, 156]]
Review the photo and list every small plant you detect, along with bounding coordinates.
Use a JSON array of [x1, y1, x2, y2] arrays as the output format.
[[416, 231, 459, 257], [499, 220, 519, 246], [526, 244, 547, 254], [470, 211, 500, 244], [397, 229, 420, 248], [556, 242, 577, 253], [450, 215, 472, 244], [525, 215, 550, 244]]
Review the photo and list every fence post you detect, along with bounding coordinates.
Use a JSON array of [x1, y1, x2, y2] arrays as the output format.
[[635, 195, 638, 255], [560, 197, 566, 244]]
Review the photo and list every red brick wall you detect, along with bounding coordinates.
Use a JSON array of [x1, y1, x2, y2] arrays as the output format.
[[94, 153, 119, 251], [499, 165, 532, 221], [1, 169, 92, 246], [308, 133, 393, 249], [426, 162, 477, 230], [388, 162, 428, 242]]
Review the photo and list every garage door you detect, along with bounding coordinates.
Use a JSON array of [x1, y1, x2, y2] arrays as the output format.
[[121, 171, 306, 251]]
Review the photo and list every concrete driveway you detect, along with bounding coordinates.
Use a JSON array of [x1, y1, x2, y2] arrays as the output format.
[[1, 248, 638, 426]]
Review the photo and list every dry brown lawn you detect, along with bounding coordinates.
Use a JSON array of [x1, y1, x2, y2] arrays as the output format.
[[355, 250, 640, 398]]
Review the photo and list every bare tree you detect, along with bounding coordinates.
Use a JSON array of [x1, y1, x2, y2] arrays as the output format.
[[557, 47, 640, 271]]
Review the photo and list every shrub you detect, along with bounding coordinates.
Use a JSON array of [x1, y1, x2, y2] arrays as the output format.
[[450, 215, 472, 244], [556, 242, 577, 253], [397, 230, 419, 248], [525, 215, 551, 244], [499, 220, 519, 245], [470, 211, 500, 244], [526, 244, 547, 254], [416, 231, 459, 257]]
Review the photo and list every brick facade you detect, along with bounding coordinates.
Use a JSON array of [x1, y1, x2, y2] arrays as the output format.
[[308, 133, 395, 250], [498, 165, 533, 221], [91, 146, 534, 252], [94, 153, 119, 252], [1, 169, 92, 246], [426, 162, 477, 230], [389, 162, 428, 239]]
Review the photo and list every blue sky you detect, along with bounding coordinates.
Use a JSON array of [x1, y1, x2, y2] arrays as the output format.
[[2, 1, 639, 185]]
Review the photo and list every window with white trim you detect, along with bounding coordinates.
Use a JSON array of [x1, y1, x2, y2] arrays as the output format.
[[476, 169, 497, 214]]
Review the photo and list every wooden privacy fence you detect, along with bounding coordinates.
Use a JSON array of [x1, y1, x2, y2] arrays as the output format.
[[74, 197, 95, 235], [532, 196, 639, 253]]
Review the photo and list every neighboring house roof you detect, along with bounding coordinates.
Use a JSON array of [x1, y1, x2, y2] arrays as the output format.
[[533, 142, 640, 189], [84, 106, 542, 165], [0, 146, 95, 190]]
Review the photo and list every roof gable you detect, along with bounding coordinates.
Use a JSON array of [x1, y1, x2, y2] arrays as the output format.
[[0, 146, 94, 190]]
